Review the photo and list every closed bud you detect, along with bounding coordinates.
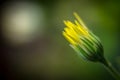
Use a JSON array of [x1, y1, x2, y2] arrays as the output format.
[[62, 12, 104, 62]]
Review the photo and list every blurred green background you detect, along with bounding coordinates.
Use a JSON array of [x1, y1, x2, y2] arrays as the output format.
[[1, 0, 120, 80]]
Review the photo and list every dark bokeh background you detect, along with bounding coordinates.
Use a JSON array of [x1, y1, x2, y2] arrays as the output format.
[[0, 0, 120, 80]]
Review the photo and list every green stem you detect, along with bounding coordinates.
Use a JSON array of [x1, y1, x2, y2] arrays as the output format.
[[100, 58, 120, 80]]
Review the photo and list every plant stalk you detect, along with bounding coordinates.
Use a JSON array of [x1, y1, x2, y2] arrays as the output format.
[[100, 58, 120, 80]]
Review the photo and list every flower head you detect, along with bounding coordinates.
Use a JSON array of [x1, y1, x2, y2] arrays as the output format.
[[62, 12, 104, 62]]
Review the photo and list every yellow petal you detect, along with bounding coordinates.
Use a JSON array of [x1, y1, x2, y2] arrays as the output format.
[[62, 31, 76, 45], [73, 12, 88, 30], [64, 20, 76, 30], [74, 20, 88, 35], [64, 28, 81, 43]]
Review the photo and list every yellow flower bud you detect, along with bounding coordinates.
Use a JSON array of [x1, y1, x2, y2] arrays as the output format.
[[62, 12, 104, 62]]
